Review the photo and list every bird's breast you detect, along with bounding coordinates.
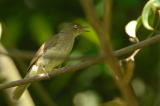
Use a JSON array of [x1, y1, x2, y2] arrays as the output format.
[[39, 39, 74, 72]]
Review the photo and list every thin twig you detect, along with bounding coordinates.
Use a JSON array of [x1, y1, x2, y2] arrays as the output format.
[[1, 34, 160, 89], [0, 59, 100, 89], [0, 49, 34, 59], [80, 0, 139, 106], [114, 34, 160, 56], [0, 50, 98, 61], [103, 0, 112, 34]]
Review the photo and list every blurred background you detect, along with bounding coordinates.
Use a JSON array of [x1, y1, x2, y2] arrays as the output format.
[[0, 0, 160, 106]]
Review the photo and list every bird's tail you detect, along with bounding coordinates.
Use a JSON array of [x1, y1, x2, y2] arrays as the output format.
[[13, 72, 31, 100], [13, 65, 39, 100], [13, 83, 30, 100]]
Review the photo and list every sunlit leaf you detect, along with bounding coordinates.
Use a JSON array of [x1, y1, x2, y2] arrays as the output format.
[[29, 14, 53, 45], [135, 16, 142, 31], [142, 0, 154, 30], [142, 0, 160, 30]]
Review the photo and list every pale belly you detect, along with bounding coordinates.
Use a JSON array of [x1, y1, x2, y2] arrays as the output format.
[[36, 42, 73, 73]]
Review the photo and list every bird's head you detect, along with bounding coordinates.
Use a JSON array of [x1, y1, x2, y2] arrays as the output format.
[[60, 23, 87, 37]]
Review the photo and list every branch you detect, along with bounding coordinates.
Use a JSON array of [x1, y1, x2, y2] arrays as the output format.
[[0, 49, 34, 59], [1, 34, 160, 89], [0, 59, 100, 89], [103, 0, 112, 34], [114, 34, 160, 56], [80, 0, 139, 105], [0, 49, 99, 61]]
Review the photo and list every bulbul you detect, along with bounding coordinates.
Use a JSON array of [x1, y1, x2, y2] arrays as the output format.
[[13, 23, 86, 100]]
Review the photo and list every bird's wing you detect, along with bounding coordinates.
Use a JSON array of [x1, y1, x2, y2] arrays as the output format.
[[27, 43, 45, 71], [27, 35, 60, 71], [43, 34, 59, 51]]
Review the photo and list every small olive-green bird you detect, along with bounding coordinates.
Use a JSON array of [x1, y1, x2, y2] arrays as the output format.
[[13, 23, 86, 100]]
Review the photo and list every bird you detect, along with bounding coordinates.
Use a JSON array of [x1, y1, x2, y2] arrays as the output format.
[[13, 22, 86, 100]]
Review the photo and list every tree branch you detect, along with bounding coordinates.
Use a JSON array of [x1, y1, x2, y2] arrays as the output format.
[[0, 49, 34, 59], [0, 59, 100, 89], [103, 0, 112, 34]]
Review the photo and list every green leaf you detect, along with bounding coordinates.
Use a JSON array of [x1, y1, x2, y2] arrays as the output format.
[[142, 0, 154, 30], [136, 16, 142, 31], [142, 0, 160, 30], [29, 14, 53, 45]]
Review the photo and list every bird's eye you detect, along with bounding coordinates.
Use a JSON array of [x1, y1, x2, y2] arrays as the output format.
[[73, 24, 79, 30]]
